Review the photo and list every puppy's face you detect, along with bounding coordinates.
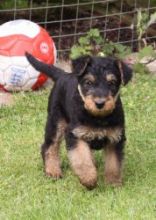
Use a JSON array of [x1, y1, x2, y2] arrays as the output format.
[[72, 56, 132, 117], [78, 71, 119, 116]]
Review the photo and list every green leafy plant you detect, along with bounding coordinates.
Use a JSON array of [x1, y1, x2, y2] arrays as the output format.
[[70, 29, 103, 58], [131, 10, 156, 74], [136, 9, 156, 49], [138, 45, 156, 61], [70, 28, 131, 59], [133, 45, 156, 74], [133, 62, 150, 75]]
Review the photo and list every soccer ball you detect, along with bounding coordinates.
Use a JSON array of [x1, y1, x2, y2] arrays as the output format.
[[0, 19, 56, 91]]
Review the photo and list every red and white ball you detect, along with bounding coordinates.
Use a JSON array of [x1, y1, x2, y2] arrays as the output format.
[[0, 19, 56, 91]]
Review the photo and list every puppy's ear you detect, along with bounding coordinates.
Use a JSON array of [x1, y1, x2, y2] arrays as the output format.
[[72, 56, 91, 76], [116, 60, 133, 85]]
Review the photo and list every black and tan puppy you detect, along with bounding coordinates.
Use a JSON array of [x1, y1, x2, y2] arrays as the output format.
[[26, 52, 132, 189]]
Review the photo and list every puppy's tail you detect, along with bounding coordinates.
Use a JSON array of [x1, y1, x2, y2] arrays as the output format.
[[25, 52, 66, 82]]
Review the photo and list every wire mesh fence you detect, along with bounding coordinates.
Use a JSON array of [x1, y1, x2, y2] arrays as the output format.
[[0, 0, 156, 58]]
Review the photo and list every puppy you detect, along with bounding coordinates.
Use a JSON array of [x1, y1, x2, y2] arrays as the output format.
[[26, 52, 132, 189]]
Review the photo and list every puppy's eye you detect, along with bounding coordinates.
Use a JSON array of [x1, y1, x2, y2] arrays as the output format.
[[85, 80, 93, 86], [108, 80, 116, 86]]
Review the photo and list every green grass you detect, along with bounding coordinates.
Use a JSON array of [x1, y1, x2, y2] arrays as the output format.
[[0, 73, 156, 220]]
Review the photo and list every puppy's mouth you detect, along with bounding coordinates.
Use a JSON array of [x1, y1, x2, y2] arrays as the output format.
[[78, 85, 118, 117], [83, 95, 115, 116]]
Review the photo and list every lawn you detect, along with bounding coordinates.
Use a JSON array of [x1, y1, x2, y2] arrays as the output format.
[[0, 73, 156, 220]]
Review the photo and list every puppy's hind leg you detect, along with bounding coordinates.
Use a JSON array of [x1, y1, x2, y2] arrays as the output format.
[[104, 139, 125, 186], [41, 115, 66, 179]]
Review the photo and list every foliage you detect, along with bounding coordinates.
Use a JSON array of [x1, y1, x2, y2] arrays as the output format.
[[133, 46, 156, 74], [133, 62, 150, 75], [70, 29, 131, 59], [136, 9, 156, 49], [138, 45, 156, 60], [125, 0, 156, 7], [132, 10, 156, 74]]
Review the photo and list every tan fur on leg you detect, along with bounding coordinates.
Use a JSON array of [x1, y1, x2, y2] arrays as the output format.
[[68, 140, 97, 189], [45, 142, 63, 179], [104, 144, 122, 186], [44, 120, 67, 179]]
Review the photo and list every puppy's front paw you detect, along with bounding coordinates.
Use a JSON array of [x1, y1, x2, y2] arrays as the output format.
[[45, 167, 63, 180], [105, 174, 122, 187]]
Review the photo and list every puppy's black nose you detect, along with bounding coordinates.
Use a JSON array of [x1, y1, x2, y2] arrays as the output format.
[[95, 100, 105, 109]]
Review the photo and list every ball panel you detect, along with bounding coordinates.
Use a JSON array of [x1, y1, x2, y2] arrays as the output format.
[[4, 65, 28, 88], [0, 55, 12, 70], [9, 38, 34, 57], [0, 69, 5, 85], [32, 73, 48, 90], [0, 36, 17, 56], [27, 65, 40, 79], [0, 56, 39, 91], [0, 35, 33, 56], [11, 56, 29, 67], [3, 57, 40, 91], [0, 19, 40, 38], [32, 27, 54, 63]]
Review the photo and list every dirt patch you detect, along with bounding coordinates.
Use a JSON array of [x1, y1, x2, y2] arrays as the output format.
[[0, 92, 14, 107]]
